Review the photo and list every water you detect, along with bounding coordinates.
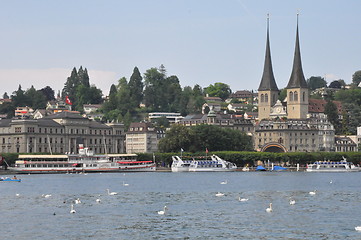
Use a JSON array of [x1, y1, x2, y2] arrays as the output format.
[[1, 171, 361, 239]]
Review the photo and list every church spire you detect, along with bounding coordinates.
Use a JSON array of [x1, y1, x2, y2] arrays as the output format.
[[286, 13, 308, 89], [258, 14, 278, 91]]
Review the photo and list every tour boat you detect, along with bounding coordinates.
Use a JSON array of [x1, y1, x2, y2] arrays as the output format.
[[171, 155, 237, 172], [7, 145, 156, 174], [306, 157, 360, 172], [171, 155, 192, 172]]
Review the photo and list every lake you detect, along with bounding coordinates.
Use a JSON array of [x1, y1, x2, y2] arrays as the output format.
[[1, 171, 361, 239]]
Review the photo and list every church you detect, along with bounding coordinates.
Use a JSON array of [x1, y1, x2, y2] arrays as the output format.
[[254, 15, 335, 152]]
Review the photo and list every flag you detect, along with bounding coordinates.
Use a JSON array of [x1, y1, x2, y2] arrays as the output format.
[[181, 148, 184, 152], [65, 96, 72, 105], [206, 148, 209, 154]]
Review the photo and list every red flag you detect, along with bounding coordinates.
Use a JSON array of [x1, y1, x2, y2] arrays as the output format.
[[65, 96, 72, 105], [206, 148, 209, 154]]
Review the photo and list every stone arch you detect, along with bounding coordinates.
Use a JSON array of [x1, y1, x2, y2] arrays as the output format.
[[261, 142, 287, 153], [289, 91, 293, 102], [294, 91, 298, 101]]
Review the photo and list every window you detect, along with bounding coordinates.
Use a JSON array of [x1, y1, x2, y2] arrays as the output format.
[[15, 127, 21, 133], [261, 94, 264, 103], [302, 92, 305, 102], [265, 93, 268, 103], [289, 91, 293, 102], [294, 91, 298, 101]]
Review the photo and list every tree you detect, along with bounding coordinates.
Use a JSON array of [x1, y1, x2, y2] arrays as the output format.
[[204, 82, 231, 101], [278, 88, 287, 102], [39, 86, 55, 101], [116, 77, 131, 115], [352, 70, 361, 86], [25, 86, 47, 109], [324, 100, 340, 134], [329, 80, 342, 89], [307, 76, 327, 90], [128, 67, 143, 109], [11, 85, 29, 107], [158, 124, 252, 152]]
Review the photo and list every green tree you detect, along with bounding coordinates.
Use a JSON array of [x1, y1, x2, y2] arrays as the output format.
[[306, 76, 327, 90], [158, 124, 252, 152], [204, 82, 231, 101], [324, 100, 340, 134], [278, 88, 287, 102], [128, 67, 143, 110], [352, 70, 361, 86], [11, 85, 29, 107], [117, 77, 131, 115], [39, 86, 55, 101], [25, 86, 47, 109]]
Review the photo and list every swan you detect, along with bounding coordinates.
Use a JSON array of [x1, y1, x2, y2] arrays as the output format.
[[42, 194, 52, 198], [330, 180, 333, 184], [239, 197, 249, 202], [355, 226, 361, 231], [220, 180, 228, 185], [266, 203, 273, 212], [16, 193, 20, 197], [289, 199, 296, 205], [75, 198, 81, 204], [123, 181, 129, 187], [96, 198, 101, 203], [70, 204, 76, 214], [158, 206, 168, 215], [106, 189, 117, 195], [309, 190, 317, 195], [215, 192, 225, 197]]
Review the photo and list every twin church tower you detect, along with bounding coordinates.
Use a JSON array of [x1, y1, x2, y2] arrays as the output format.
[[258, 15, 309, 120]]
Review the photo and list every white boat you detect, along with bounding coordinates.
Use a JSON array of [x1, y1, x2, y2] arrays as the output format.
[[306, 157, 360, 172], [8, 145, 156, 174], [188, 155, 237, 172], [171, 156, 192, 172]]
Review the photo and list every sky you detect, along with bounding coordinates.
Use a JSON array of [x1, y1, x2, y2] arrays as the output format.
[[0, 0, 360, 97]]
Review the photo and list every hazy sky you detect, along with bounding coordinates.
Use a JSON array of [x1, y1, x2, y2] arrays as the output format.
[[0, 0, 360, 97]]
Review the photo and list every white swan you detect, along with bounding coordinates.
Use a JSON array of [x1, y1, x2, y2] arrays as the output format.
[[266, 203, 273, 212], [289, 199, 296, 205], [215, 192, 225, 197], [123, 181, 129, 187], [220, 180, 228, 185], [239, 197, 249, 202], [75, 198, 81, 204], [16, 193, 20, 197], [42, 194, 52, 198], [158, 206, 168, 215], [309, 190, 317, 195], [96, 198, 101, 203], [330, 180, 333, 184], [106, 189, 117, 195], [70, 204, 76, 214], [355, 226, 361, 231]]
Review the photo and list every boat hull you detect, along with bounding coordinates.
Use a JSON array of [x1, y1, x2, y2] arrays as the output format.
[[306, 168, 360, 173], [0, 178, 21, 182]]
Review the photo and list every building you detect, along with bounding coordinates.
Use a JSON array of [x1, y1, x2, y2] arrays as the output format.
[[0, 112, 125, 154], [254, 15, 335, 152], [148, 112, 183, 124], [83, 104, 102, 114], [125, 122, 165, 153], [15, 106, 34, 118], [178, 111, 254, 136], [334, 136, 357, 152]]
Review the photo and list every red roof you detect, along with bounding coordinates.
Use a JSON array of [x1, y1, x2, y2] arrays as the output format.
[[308, 99, 342, 114]]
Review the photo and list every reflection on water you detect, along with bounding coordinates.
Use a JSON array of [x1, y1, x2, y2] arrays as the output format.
[[1, 172, 361, 239]]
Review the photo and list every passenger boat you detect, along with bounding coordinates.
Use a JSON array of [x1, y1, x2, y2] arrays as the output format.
[[306, 157, 360, 172], [0, 177, 21, 182], [171, 154, 237, 172], [7, 145, 156, 174], [171, 155, 192, 172]]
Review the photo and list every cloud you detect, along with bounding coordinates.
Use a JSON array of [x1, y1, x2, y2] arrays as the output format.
[[0, 68, 117, 96]]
